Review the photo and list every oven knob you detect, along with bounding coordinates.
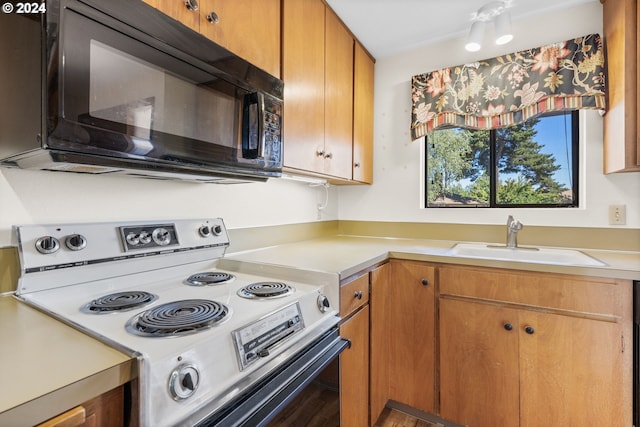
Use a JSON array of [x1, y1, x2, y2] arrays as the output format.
[[168, 364, 200, 401], [65, 234, 87, 251], [317, 294, 331, 313], [139, 231, 152, 245], [152, 228, 171, 246], [211, 224, 223, 236], [126, 232, 140, 246], [35, 236, 60, 254], [198, 225, 211, 237]]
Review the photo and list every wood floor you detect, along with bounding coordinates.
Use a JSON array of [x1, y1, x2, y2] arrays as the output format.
[[266, 381, 441, 427]]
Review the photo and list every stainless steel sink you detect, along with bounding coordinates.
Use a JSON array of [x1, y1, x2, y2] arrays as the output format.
[[446, 243, 607, 267]]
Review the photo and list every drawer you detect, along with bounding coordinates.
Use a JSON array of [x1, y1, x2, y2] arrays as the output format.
[[340, 273, 369, 316], [439, 265, 627, 317]]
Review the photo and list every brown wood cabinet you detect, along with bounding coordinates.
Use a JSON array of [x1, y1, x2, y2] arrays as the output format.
[[143, 0, 280, 77], [198, 0, 280, 77], [142, 0, 200, 32], [369, 260, 436, 423], [438, 265, 633, 427], [369, 262, 391, 426], [282, 0, 326, 175], [338, 272, 370, 426], [601, 0, 640, 173], [324, 7, 355, 179], [353, 41, 375, 184], [37, 386, 125, 427], [282, 0, 375, 183]]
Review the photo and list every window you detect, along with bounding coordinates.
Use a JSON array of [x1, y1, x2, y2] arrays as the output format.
[[425, 111, 579, 208]]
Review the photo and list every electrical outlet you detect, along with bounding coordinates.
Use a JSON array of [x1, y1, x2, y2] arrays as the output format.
[[608, 205, 627, 225]]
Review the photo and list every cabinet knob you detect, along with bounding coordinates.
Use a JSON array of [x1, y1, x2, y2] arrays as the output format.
[[354, 162, 361, 168], [184, 0, 199, 11], [421, 278, 430, 286], [324, 152, 333, 159], [524, 325, 535, 335], [354, 291, 363, 300], [503, 323, 513, 331], [206, 11, 219, 24], [316, 149, 325, 157]]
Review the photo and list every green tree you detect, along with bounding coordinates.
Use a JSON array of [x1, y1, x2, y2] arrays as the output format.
[[427, 129, 471, 201]]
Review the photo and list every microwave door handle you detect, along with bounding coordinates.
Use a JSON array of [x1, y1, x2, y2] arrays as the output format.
[[256, 92, 265, 159], [242, 92, 265, 160]]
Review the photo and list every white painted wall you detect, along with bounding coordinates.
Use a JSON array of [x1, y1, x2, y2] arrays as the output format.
[[0, 168, 338, 245], [338, 2, 640, 229]]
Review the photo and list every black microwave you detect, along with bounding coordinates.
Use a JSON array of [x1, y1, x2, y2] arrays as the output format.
[[0, 0, 283, 183]]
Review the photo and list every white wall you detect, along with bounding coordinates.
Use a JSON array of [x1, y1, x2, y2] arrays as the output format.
[[0, 168, 338, 245], [338, 2, 640, 229]]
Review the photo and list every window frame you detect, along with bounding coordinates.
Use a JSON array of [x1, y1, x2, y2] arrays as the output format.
[[424, 110, 580, 209]]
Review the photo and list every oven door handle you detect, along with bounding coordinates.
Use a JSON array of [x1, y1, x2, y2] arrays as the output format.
[[197, 327, 349, 427]]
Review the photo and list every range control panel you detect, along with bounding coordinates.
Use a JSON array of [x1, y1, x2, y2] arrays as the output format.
[[119, 223, 179, 251]]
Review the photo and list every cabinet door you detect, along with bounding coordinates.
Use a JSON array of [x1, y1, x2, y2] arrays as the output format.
[[519, 311, 626, 427], [602, 0, 639, 172], [370, 263, 391, 426], [198, 0, 280, 77], [387, 261, 436, 414], [439, 298, 520, 427], [324, 8, 354, 179], [143, 0, 200, 32], [353, 42, 374, 183], [282, 0, 325, 174], [340, 305, 370, 427]]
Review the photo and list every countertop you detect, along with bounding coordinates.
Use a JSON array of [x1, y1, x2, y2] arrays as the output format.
[[1, 234, 637, 425], [223, 235, 640, 281], [0, 295, 136, 426]]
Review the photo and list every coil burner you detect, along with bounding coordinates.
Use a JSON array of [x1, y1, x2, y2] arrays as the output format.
[[80, 291, 159, 314], [237, 282, 295, 299], [125, 299, 230, 337], [185, 272, 235, 286]]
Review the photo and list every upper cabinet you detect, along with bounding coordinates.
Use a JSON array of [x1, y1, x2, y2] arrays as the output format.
[[281, 0, 326, 175], [601, 0, 640, 173], [198, 0, 281, 78], [353, 42, 375, 184], [143, 0, 281, 78], [282, 0, 375, 184]]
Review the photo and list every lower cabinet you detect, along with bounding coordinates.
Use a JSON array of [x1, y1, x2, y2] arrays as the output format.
[[369, 260, 633, 427], [340, 304, 370, 426], [369, 260, 436, 424], [37, 385, 125, 427], [339, 272, 370, 427], [439, 265, 632, 427]]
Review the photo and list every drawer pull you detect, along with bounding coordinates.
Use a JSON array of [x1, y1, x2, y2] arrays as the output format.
[[354, 291, 363, 300], [421, 278, 430, 286], [206, 11, 219, 24], [524, 325, 535, 335], [504, 323, 513, 331]]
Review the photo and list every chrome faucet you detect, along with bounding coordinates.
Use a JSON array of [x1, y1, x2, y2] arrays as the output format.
[[506, 215, 523, 248]]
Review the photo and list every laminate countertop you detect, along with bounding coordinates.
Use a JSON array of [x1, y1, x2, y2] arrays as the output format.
[[0, 295, 136, 426], [222, 235, 640, 282], [1, 234, 637, 426]]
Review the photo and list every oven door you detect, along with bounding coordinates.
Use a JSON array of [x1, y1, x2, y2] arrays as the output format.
[[48, 0, 282, 178], [194, 327, 349, 427]]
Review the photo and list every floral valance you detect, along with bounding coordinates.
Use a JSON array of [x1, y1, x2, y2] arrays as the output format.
[[410, 33, 606, 140]]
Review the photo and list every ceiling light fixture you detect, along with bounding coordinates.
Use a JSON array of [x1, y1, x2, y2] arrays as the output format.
[[465, 1, 513, 52]]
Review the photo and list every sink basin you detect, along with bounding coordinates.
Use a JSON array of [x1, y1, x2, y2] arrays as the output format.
[[447, 243, 607, 267]]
